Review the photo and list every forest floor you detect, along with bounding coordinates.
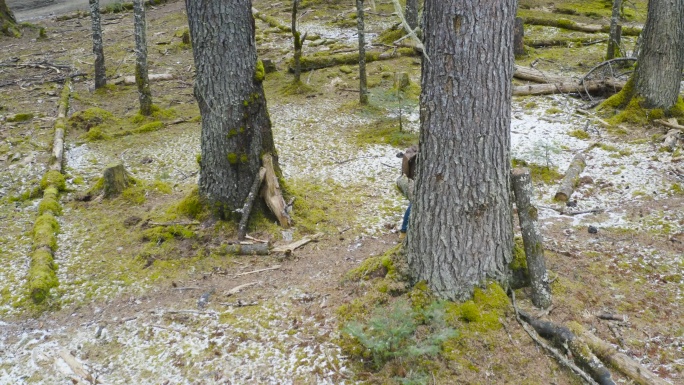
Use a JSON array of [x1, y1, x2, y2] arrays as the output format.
[[0, 0, 682, 384]]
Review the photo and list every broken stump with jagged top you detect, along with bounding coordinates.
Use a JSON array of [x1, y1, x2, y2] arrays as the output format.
[[103, 163, 132, 198]]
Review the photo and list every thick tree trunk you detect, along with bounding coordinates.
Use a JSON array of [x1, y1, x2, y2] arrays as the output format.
[[406, 0, 515, 300], [356, 0, 368, 104], [631, 0, 684, 109], [133, 0, 152, 115], [186, 0, 279, 218], [606, 0, 622, 60], [511, 168, 552, 309], [89, 0, 106, 89], [405, 0, 418, 31]]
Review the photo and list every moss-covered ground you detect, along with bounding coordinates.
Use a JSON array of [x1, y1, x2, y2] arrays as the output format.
[[1, 0, 683, 383]]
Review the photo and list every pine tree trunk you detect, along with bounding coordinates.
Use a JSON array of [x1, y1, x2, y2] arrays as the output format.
[[605, 0, 622, 60], [89, 0, 107, 89], [632, 0, 684, 109], [406, 0, 515, 300], [356, 0, 368, 104], [405, 0, 418, 31], [133, 0, 152, 115], [186, 0, 279, 218]]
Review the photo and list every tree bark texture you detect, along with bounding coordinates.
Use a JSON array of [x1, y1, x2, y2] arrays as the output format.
[[89, 0, 107, 89], [606, 0, 622, 60], [405, 0, 418, 31], [406, 0, 515, 300], [134, 0, 152, 115], [356, 0, 368, 104], [511, 168, 552, 309], [186, 0, 278, 217], [513, 17, 525, 57], [632, 0, 684, 109]]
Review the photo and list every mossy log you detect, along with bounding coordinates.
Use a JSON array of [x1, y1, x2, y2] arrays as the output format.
[[252, 7, 291, 32], [555, 154, 586, 201], [103, 163, 133, 198], [522, 16, 641, 36], [260, 154, 291, 228], [519, 310, 616, 385], [513, 79, 626, 96], [511, 168, 552, 309], [288, 49, 412, 72], [571, 323, 670, 385], [49, 80, 71, 172], [524, 36, 607, 48], [224, 243, 270, 256]]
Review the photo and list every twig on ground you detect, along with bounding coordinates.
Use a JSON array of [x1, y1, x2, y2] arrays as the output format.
[[234, 265, 282, 278]]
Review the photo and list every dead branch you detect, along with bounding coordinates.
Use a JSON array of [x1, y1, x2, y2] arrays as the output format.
[[272, 232, 323, 253], [223, 243, 270, 255], [513, 79, 626, 96], [114, 73, 174, 85], [225, 281, 259, 296], [654, 119, 684, 131], [56, 349, 101, 384], [596, 313, 628, 322], [260, 154, 292, 227], [148, 221, 200, 226], [238, 167, 266, 240], [234, 265, 282, 278]]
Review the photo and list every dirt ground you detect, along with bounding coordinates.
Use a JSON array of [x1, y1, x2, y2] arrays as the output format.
[[0, 0, 682, 384]]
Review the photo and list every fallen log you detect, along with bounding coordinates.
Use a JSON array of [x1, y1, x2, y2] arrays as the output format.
[[518, 310, 616, 385], [513, 79, 625, 96], [260, 154, 292, 228], [511, 168, 552, 309], [571, 323, 669, 385], [114, 73, 174, 85], [521, 16, 641, 36], [555, 154, 586, 201], [49, 79, 71, 171], [524, 36, 606, 48], [223, 243, 270, 256], [514, 64, 566, 84]]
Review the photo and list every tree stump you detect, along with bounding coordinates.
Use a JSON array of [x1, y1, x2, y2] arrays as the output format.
[[103, 163, 132, 198]]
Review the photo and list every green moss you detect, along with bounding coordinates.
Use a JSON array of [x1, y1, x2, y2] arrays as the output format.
[[354, 117, 418, 148], [38, 196, 63, 216], [280, 80, 315, 95], [444, 283, 509, 331], [510, 237, 527, 271], [240, 154, 248, 163], [32, 213, 59, 251], [376, 27, 406, 45], [141, 225, 196, 244], [227, 153, 239, 164], [254, 59, 265, 82], [151, 180, 172, 194], [568, 129, 590, 139], [339, 65, 353, 74], [345, 255, 388, 281], [122, 185, 146, 205], [7, 113, 34, 122], [169, 188, 207, 220], [511, 159, 562, 184], [82, 126, 108, 141], [671, 183, 684, 195], [28, 248, 58, 304], [69, 107, 114, 130], [133, 121, 164, 133], [40, 170, 66, 191]]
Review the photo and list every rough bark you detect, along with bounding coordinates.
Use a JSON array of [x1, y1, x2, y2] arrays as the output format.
[[356, 0, 368, 104], [511, 168, 552, 309], [89, 0, 107, 89], [405, 0, 418, 31], [513, 17, 525, 57], [133, 0, 152, 115], [406, 0, 515, 300], [555, 154, 586, 202], [186, 0, 279, 218], [629, 0, 684, 109], [606, 0, 622, 60]]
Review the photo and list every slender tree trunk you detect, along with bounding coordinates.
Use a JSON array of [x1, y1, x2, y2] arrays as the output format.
[[631, 0, 684, 109], [186, 0, 279, 217], [405, 0, 418, 31], [606, 0, 622, 60], [406, 0, 515, 300], [133, 0, 152, 115], [292, 0, 303, 83], [89, 0, 107, 89], [356, 0, 368, 104]]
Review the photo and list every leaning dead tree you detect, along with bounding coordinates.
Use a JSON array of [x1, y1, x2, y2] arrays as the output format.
[[356, 0, 368, 104], [89, 0, 106, 89], [511, 168, 552, 309], [133, 0, 152, 115]]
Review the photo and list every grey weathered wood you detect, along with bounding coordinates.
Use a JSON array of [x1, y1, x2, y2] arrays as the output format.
[[186, 0, 279, 217], [133, 0, 152, 115], [555, 154, 586, 202], [513, 79, 626, 96], [406, 0, 515, 300], [89, 0, 106, 89], [260, 154, 291, 227], [103, 163, 132, 198], [356, 0, 368, 104], [631, 0, 684, 109], [224, 243, 270, 256], [511, 168, 552, 309], [606, 0, 622, 60], [50, 81, 71, 172], [513, 17, 525, 57], [237, 167, 266, 241]]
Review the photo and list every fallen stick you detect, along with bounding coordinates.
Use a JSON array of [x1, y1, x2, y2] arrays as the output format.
[[555, 153, 586, 202], [223, 242, 270, 256], [225, 281, 259, 296], [272, 232, 323, 253], [245, 234, 269, 243], [234, 265, 281, 277], [596, 313, 628, 322], [149, 221, 200, 226], [114, 73, 174, 85], [57, 349, 101, 384], [654, 118, 684, 131], [221, 300, 259, 307], [237, 167, 266, 240]]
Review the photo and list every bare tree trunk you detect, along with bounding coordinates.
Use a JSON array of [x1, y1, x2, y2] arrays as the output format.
[[291, 0, 303, 83], [133, 0, 152, 115], [406, 0, 515, 300], [186, 0, 280, 218], [630, 0, 684, 109], [405, 0, 418, 31], [511, 168, 552, 309], [89, 0, 107, 89], [606, 0, 622, 60], [356, 0, 368, 104]]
